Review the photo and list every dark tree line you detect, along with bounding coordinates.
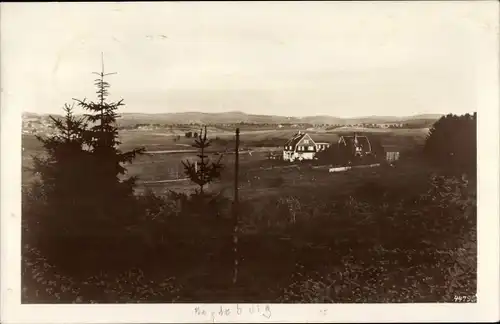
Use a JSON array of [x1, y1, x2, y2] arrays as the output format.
[[424, 113, 476, 172]]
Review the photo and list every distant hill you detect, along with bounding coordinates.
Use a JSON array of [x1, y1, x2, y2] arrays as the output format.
[[115, 111, 296, 125], [342, 114, 444, 125], [407, 114, 444, 120], [23, 111, 444, 127], [23, 112, 60, 120], [396, 118, 441, 127], [114, 111, 443, 126]]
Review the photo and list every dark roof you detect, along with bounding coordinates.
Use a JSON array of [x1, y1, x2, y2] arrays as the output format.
[[340, 135, 371, 151], [284, 132, 307, 148]]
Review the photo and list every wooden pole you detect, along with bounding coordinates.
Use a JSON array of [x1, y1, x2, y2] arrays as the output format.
[[232, 128, 240, 285]]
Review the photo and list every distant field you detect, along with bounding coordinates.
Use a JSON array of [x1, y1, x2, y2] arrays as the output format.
[[22, 127, 429, 152], [22, 127, 429, 187]]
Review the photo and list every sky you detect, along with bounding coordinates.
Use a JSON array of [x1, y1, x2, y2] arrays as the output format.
[[1, 2, 498, 118]]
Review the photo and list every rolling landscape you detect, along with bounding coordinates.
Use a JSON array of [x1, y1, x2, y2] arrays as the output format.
[[23, 111, 442, 128], [22, 111, 436, 190], [21, 106, 477, 304]]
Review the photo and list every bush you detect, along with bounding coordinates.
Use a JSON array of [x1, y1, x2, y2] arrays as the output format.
[[273, 171, 477, 302], [136, 189, 171, 219], [22, 244, 182, 303], [183, 191, 232, 218], [419, 174, 476, 225]]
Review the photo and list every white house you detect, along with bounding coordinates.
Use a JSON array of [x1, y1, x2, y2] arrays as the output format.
[[283, 132, 331, 162]]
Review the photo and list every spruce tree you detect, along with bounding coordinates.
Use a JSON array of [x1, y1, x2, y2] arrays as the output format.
[[72, 59, 145, 226], [31, 103, 90, 234], [182, 126, 224, 195]]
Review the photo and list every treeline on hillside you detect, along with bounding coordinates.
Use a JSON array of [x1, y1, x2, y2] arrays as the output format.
[[423, 113, 476, 172]]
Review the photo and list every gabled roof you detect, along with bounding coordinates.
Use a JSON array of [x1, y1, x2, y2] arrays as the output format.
[[284, 132, 307, 147], [339, 135, 371, 151]]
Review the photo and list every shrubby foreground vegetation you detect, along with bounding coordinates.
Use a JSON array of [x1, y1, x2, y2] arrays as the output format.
[[22, 74, 477, 303]]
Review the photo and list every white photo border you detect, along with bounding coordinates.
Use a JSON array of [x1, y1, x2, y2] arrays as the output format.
[[1, 1, 499, 323]]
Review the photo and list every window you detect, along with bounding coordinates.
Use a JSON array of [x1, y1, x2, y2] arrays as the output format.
[[304, 140, 309, 144], [309, 146, 314, 151]]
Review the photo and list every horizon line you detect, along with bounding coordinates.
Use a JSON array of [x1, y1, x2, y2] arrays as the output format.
[[21, 110, 465, 120]]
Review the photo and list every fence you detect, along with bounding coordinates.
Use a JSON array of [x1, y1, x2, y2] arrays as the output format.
[[328, 163, 380, 173]]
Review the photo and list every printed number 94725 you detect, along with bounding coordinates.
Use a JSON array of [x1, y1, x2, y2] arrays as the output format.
[[454, 295, 477, 303]]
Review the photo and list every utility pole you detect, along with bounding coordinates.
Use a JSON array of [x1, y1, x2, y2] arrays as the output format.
[[232, 128, 240, 285]]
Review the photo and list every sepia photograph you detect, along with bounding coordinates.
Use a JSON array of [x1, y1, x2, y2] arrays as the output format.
[[1, 1, 499, 323]]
